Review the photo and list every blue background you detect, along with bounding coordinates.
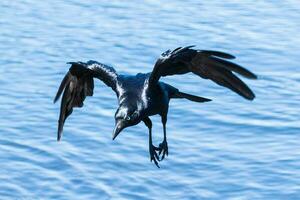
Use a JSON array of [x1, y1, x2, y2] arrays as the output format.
[[0, 1, 300, 199]]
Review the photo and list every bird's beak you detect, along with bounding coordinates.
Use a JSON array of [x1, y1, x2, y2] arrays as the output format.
[[112, 120, 125, 140]]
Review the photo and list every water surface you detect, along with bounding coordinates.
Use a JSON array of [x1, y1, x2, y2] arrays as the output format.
[[0, 1, 300, 199]]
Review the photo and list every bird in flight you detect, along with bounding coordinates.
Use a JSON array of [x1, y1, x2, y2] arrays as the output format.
[[54, 46, 257, 167]]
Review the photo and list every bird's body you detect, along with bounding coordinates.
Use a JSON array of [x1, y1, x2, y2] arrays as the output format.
[[54, 46, 257, 167], [116, 73, 172, 119]]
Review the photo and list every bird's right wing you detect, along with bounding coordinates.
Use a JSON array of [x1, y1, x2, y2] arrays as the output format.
[[53, 60, 118, 141]]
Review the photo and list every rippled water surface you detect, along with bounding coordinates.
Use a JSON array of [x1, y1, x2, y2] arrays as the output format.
[[1, 1, 300, 199]]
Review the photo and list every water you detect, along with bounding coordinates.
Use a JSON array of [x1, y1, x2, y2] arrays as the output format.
[[1, 1, 300, 199]]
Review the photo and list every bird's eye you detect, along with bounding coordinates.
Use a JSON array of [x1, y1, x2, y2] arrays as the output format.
[[125, 116, 131, 121], [132, 111, 138, 118]]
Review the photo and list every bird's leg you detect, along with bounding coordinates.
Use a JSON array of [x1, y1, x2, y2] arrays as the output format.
[[158, 115, 168, 161], [143, 117, 160, 168]]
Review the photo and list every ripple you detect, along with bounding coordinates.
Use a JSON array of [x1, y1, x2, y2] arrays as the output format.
[[1, 0, 300, 199]]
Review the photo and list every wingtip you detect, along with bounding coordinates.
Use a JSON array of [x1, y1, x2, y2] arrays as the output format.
[[241, 72, 257, 80], [227, 55, 236, 59], [249, 95, 256, 101], [57, 131, 62, 141], [229, 55, 236, 59], [57, 123, 63, 141], [250, 73, 258, 80], [244, 92, 256, 101], [243, 70, 258, 80], [185, 45, 196, 49], [202, 50, 236, 60], [53, 96, 59, 104]]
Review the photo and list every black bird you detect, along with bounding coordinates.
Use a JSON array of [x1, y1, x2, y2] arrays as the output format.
[[54, 46, 257, 167]]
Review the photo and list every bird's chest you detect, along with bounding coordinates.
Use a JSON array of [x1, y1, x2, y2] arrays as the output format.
[[116, 76, 168, 116], [142, 84, 169, 116]]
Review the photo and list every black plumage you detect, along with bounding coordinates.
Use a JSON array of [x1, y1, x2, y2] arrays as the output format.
[[54, 46, 257, 167]]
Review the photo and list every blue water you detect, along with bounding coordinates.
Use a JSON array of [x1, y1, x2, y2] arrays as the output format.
[[1, 1, 300, 199]]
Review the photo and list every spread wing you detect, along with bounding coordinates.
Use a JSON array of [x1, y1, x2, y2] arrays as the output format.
[[148, 46, 257, 100], [53, 60, 118, 141]]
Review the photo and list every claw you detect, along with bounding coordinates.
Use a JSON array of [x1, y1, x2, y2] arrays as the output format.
[[158, 140, 168, 161], [151, 157, 160, 168], [153, 145, 160, 151], [150, 145, 160, 168], [159, 145, 163, 155], [162, 148, 168, 160], [154, 149, 159, 161]]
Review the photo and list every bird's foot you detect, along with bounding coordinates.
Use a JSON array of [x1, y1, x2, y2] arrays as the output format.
[[158, 140, 168, 161], [149, 144, 160, 168]]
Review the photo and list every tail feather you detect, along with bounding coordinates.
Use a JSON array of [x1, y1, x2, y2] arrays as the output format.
[[173, 91, 212, 103]]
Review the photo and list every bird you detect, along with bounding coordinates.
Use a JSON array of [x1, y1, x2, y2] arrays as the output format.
[[53, 45, 257, 167]]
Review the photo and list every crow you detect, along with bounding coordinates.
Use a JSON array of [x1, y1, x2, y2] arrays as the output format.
[[53, 46, 257, 167]]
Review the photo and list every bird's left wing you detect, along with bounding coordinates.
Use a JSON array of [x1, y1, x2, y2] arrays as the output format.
[[53, 60, 118, 141], [148, 46, 257, 100]]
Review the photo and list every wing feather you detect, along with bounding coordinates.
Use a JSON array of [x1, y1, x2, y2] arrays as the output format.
[[54, 61, 118, 141], [149, 46, 256, 100]]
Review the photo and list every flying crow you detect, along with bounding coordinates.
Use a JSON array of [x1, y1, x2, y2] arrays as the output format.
[[54, 46, 257, 167]]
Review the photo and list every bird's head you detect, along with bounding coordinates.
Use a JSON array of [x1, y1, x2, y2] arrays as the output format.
[[112, 105, 140, 140]]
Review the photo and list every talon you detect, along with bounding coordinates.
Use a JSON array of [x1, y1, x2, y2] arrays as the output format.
[[149, 145, 160, 168], [154, 149, 159, 161], [153, 145, 160, 151], [159, 144, 163, 155], [158, 140, 168, 161], [153, 159, 160, 168]]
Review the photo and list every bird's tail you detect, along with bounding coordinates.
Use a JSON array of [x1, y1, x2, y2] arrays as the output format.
[[172, 91, 211, 103]]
